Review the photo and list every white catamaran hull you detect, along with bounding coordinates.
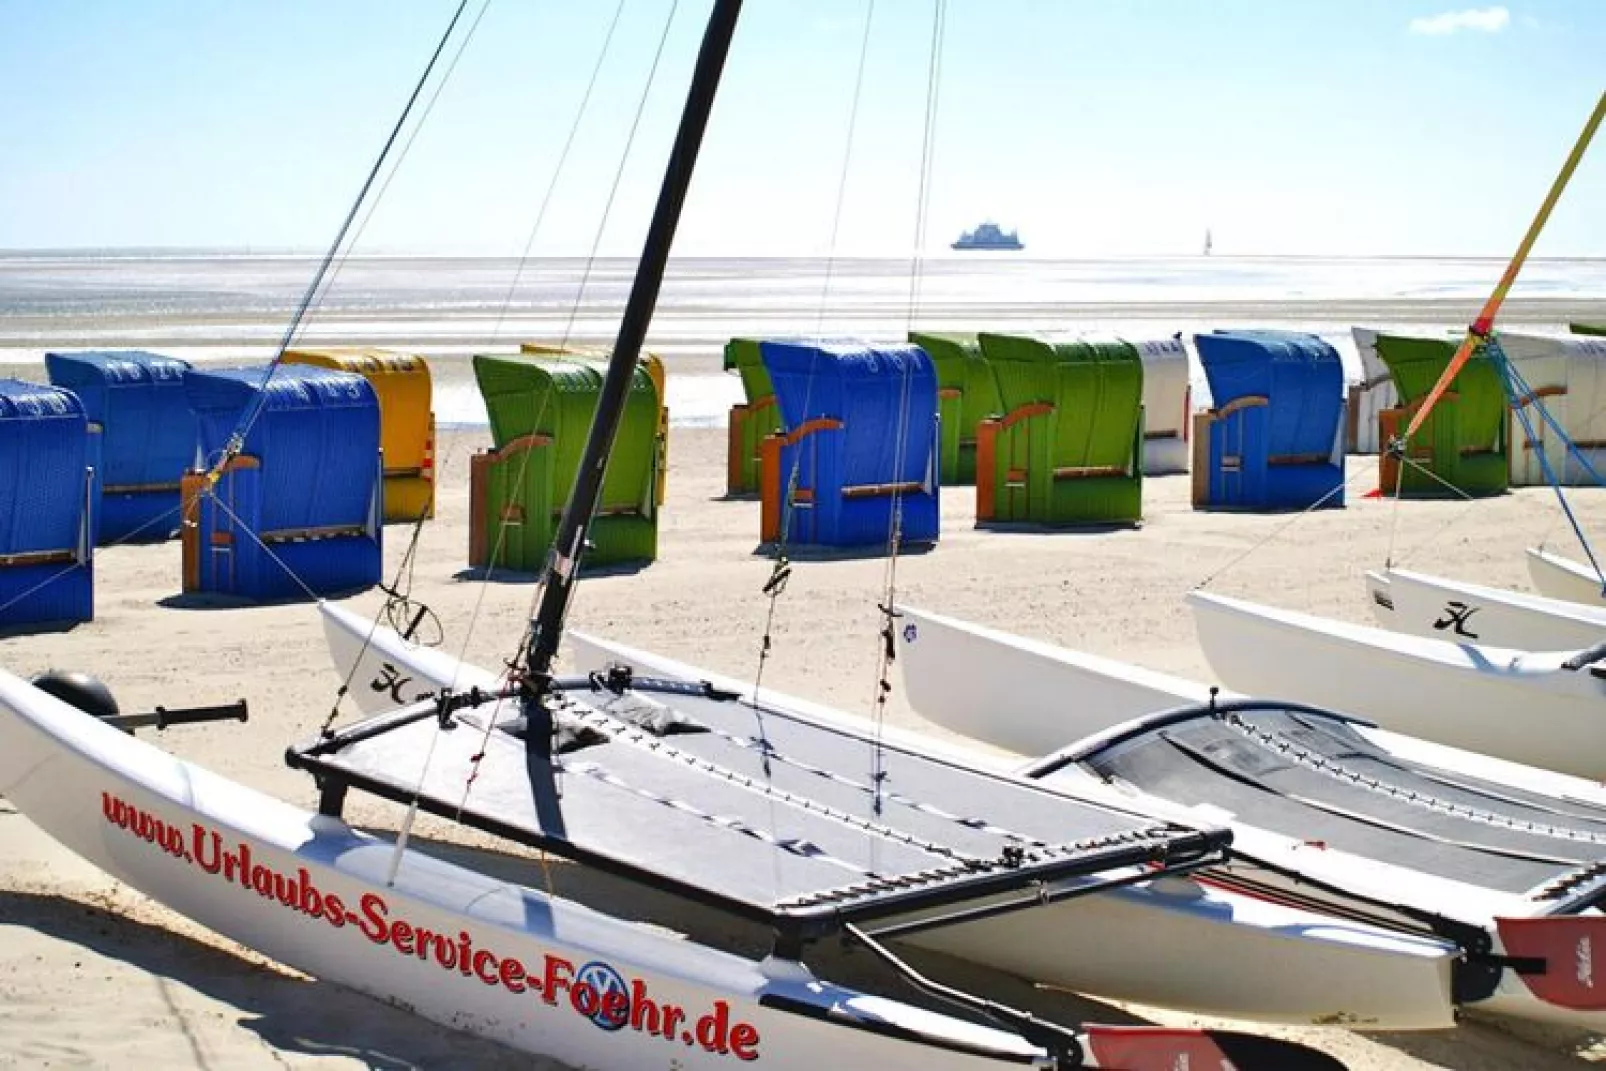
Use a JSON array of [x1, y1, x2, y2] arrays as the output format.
[[1367, 567, 1606, 650], [1528, 545, 1606, 606], [892, 605, 1606, 1031], [1188, 590, 1606, 781], [322, 602, 1459, 1030], [0, 669, 1096, 1071]]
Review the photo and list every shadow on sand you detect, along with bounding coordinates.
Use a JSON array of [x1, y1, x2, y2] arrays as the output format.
[[0, 888, 551, 1071]]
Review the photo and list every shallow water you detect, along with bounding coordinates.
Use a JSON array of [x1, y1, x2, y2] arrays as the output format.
[[2, 251, 1601, 426]]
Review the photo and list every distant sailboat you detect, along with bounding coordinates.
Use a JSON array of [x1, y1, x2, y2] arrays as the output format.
[[1203, 228, 1213, 256]]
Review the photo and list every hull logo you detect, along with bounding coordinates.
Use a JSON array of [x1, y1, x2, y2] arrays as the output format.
[[1432, 600, 1481, 639]]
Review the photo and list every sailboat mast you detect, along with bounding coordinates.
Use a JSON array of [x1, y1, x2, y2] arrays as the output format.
[[525, 0, 743, 690]]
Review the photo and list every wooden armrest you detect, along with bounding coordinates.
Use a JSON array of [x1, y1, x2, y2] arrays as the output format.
[[1511, 384, 1566, 410], [1052, 465, 1125, 478], [842, 481, 926, 499], [0, 548, 76, 567]]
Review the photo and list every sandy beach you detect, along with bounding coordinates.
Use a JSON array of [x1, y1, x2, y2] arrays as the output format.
[[5, 417, 1606, 1069]]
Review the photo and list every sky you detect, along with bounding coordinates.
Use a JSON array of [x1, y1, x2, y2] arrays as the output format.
[[0, 0, 1601, 258]]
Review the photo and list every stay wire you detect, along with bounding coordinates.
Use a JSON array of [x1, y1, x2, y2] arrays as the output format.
[[449, 4, 686, 877], [320, 1, 494, 315], [452, 0, 629, 689], [1491, 339, 1606, 587], [555, 0, 684, 356], [904, 0, 945, 328], [206, 0, 476, 483], [752, 0, 879, 717], [489, 0, 629, 345], [1196, 454, 1381, 591], [868, 0, 944, 825], [515, 0, 683, 651], [457, 2, 679, 862]]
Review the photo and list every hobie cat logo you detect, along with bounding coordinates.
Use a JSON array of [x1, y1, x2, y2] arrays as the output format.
[[369, 660, 436, 705], [1432, 600, 1481, 639], [1579, 936, 1595, 989]]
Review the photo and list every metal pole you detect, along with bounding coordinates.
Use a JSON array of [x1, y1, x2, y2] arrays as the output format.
[[525, 0, 744, 692]]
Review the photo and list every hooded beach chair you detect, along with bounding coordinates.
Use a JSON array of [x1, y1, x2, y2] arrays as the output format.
[[907, 332, 1004, 485], [0, 379, 95, 629], [1372, 331, 1508, 498], [45, 349, 195, 544], [1191, 330, 1345, 510], [724, 338, 785, 495], [1498, 331, 1606, 486], [759, 341, 939, 548], [1347, 328, 1399, 454], [283, 347, 435, 522], [521, 342, 669, 508], [181, 365, 383, 601], [974, 334, 1144, 526], [469, 352, 660, 572], [1133, 336, 1190, 476]]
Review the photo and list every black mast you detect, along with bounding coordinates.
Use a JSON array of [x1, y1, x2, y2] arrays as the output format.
[[524, 0, 743, 701]]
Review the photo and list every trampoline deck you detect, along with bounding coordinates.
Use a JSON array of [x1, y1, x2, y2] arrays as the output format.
[[290, 674, 1226, 940]]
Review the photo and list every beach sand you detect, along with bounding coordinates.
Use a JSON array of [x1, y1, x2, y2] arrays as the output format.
[[5, 424, 1606, 1069]]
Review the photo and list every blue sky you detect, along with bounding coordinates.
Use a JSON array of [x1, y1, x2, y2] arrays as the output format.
[[0, 1, 1601, 257]]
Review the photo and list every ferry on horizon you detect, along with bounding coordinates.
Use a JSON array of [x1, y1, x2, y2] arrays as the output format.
[[951, 222, 1023, 251]]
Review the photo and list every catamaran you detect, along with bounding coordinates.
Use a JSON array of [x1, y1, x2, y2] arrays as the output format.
[[892, 604, 1606, 1032], [0, 2, 1355, 1068]]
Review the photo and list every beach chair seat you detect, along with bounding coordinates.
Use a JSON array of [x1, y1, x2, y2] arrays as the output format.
[[470, 353, 660, 572], [1191, 330, 1345, 511], [758, 341, 939, 548], [0, 380, 94, 628], [907, 332, 1004, 485], [1499, 331, 1606, 486], [974, 334, 1144, 526], [284, 348, 435, 522], [45, 349, 195, 544], [724, 338, 785, 495], [181, 366, 383, 601], [1132, 336, 1190, 476], [1347, 328, 1400, 455], [1371, 331, 1507, 498]]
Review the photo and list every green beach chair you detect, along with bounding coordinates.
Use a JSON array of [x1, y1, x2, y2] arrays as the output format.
[[1372, 331, 1507, 497], [907, 332, 1004, 485], [974, 333, 1144, 526], [469, 353, 660, 572], [724, 338, 784, 494]]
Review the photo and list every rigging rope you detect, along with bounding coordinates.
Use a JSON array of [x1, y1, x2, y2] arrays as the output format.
[[866, 0, 946, 822], [1490, 337, 1606, 587], [749, 0, 880, 740], [1401, 90, 1606, 443], [554, 0, 684, 358], [452, 0, 630, 693], [441, 0, 686, 868], [201, 1, 477, 490]]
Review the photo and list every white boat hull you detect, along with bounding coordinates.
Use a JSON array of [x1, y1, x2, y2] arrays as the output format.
[[1189, 590, 1606, 781], [1366, 567, 1606, 650], [893, 605, 1606, 1031], [1528, 545, 1606, 606], [321, 603, 1460, 1030], [0, 669, 1095, 1070]]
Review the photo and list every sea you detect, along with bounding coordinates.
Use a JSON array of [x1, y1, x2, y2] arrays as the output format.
[[2, 250, 1604, 428]]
